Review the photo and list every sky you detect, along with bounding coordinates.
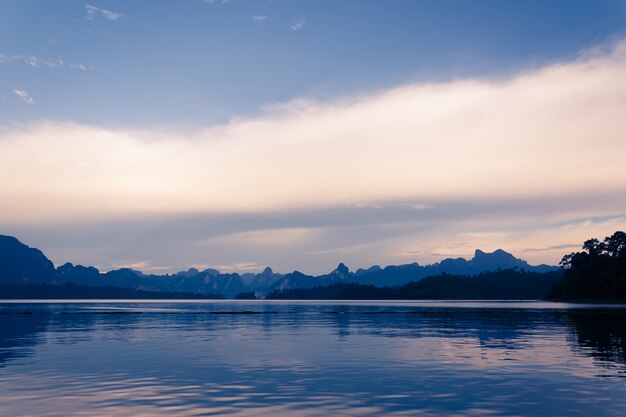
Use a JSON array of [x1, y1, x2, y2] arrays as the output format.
[[1, 0, 626, 275]]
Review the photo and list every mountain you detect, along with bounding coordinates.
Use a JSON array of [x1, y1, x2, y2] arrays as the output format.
[[245, 267, 282, 291], [57, 262, 100, 285], [269, 263, 354, 292], [266, 269, 564, 300], [354, 249, 555, 287], [0, 235, 559, 298], [100, 268, 247, 298], [268, 249, 558, 292], [0, 235, 56, 283], [467, 249, 554, 273]]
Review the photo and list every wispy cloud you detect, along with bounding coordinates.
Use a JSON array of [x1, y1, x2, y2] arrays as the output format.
[[290, 16, 306, 31], [13, 88, 34, 104], [203, 0, 232, 6], [0, 53, 88, 70], [0, 54, 59, 68], [85, 4, 124, 21], [354, 202, 431, 210], [85, 4, 98, 20], [252, 15, 267, 22], [111, 260, 171, 273], [100, 8, 122, 20]]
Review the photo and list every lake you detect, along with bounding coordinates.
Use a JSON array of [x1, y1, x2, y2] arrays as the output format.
[[1, 300, 625, 416]]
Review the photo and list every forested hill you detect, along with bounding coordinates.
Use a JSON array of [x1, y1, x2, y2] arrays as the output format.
[[548, 231, 626, 301], [266, 269, 564, 300]]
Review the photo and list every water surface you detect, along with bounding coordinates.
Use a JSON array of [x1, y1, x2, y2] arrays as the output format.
[[1, 300, 625, 416]]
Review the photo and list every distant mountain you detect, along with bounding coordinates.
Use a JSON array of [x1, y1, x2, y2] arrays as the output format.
[[268, 249, 557, 292], [0, 234, 559, 298], [357, 249, 556, 286], [245, 267, 283, 291], [99, 268, 247, 298], [57, 262, 100, 285], [269, 262, 353, 292], [266, 269, 565, 301]]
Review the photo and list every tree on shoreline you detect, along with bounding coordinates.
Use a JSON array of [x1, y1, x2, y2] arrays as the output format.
[[548, 231, 626, 300]]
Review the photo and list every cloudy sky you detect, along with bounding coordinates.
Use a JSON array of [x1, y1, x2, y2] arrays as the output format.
[[1, 0, 626, 274]]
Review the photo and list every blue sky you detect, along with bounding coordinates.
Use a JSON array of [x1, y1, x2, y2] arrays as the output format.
[[2, 0, 626, 125], [2, 1, 626, 274]]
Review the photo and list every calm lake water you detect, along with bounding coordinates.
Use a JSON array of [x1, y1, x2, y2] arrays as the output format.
[[1, 300, 625, 417]]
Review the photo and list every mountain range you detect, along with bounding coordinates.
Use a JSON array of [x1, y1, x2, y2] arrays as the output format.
[[0, 234, 557, 298]]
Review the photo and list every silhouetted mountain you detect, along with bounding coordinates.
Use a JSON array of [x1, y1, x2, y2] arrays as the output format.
[[333, 263, 350, 278], [0, 235, 56, 283], [245, 267, 282, 291], [57, 262, 100, 285], [0, 235, 559, 298], [175, 268, 200, 277], [354, 249, 556, 287], [269, 263, 355, 292], [353, 262, 424, 287], [270, 270, 319, 292], [267, 269, 564, 300], [267, 249, 557, 292], [100, 268, 246, 298], [355, 265, 381, 276]]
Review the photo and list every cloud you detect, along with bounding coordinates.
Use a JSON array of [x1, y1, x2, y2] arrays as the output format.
[[85, 4, 124, 21], [13, 88, 33, 104], [5, 206, 625, 274], [203, 0, 232, 6], [85, 4, 98, 20], [354, 202, 431, 210], [252, 15, 268, 22], [0, 53, 88, 70], [100, 8, 122, 21], [290, 16, 306, 31], [2, 40, 626, 272], [69, 63, 87, 70]]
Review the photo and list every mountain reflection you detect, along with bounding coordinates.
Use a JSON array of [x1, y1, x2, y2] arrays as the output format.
[[0, 313, 49, 365], [566, 310, 626, 370], [1, 302, 625, 371], [1, 302, 626, 417]]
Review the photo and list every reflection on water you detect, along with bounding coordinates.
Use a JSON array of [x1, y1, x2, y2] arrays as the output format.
[[0, 301, 625, 416]]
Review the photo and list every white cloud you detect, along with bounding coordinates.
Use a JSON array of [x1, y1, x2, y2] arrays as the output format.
[[13, 88, 33, 104], [100, 8, 122, 21], [2, 40, 626, 271], [2, 40, 626, 219], [290, 16, 306, 31], [85, 4, 124, 21], [0, 53, 88, 70], [354, 202, 431, 210], [69, 63, 87, 70], [85, 4, 98, 20], [252, 15, 268, 22], [203, 0, 232, 6]]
